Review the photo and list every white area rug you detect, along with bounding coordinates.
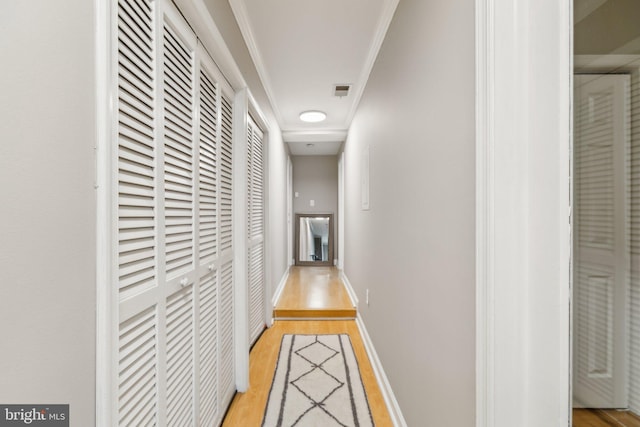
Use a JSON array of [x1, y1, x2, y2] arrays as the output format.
[[262, 334, 375, 427]]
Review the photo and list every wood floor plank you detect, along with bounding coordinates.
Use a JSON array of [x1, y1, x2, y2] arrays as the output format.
[[274, 266, 355, 319], [573, 409, 640, 427], [272, 308, 357, 318], [222, 320, 393, 427]]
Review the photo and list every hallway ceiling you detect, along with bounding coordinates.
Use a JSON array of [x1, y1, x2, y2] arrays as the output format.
[[229, 0, 399, 155]]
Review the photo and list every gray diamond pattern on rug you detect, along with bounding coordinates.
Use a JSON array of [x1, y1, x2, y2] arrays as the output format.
[[291, 339, 343, 406], [261, 334, 375, 427]]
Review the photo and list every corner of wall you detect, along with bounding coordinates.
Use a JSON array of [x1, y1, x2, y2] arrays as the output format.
[[339, 270, 359, 307]]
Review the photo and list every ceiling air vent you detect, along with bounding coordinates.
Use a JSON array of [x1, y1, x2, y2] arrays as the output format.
[[334, 84, 351, 97]]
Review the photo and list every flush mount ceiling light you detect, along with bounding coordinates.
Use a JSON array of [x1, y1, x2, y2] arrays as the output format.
[[299, 110, 327, 123]]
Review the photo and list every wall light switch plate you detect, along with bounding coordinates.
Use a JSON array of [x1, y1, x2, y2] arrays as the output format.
[[310, 200, 315, 207]]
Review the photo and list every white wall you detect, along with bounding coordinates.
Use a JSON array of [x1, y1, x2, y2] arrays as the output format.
[[0, 1, 97, 425], [292, 156, 338, 216], [203, 0, 290, 297], [292, 155, 339, 261], [343, 0, 475, 425], [267, 131, 290, 288]]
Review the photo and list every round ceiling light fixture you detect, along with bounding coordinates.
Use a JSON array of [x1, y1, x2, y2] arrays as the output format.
[[299, 110, 327, 123]]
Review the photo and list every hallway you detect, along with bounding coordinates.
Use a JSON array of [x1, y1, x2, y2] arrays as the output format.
[[222, 268, 391, 426], [2, 0, 575, 425]]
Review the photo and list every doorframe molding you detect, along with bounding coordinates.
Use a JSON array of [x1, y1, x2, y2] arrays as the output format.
[[476, 0, 572, 425], [95, 0, 115, 425], [338, 151, 345, 270]]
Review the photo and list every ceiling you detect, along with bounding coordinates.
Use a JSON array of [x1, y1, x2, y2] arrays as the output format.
[[230, 0, 399, 155]]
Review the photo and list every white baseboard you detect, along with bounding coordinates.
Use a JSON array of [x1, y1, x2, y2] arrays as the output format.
[[356, 314, 407, 427], [272, 266, 290, 306], [340, 270, 359, 307]]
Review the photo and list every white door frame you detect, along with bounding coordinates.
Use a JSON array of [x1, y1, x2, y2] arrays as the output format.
[[287, 156, 293, 266], [338, 151, 345, 270], [476, 0, 572, 425]]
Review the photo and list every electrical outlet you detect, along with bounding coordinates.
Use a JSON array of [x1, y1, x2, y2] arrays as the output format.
[[366, 289, 369, 306]]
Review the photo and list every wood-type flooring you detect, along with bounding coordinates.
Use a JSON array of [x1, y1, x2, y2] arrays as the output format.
[[223, 267, 390, 425], [573, 409, 640, 426], [222, 320, 393, 426], [273, 266, 356, 319]]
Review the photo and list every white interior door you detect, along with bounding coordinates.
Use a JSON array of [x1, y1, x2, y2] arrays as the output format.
[[573, 73, 630, 408]]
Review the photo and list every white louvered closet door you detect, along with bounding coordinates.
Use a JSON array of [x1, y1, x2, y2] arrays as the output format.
[[115, 0, 159, 424], [197, 45, 236, 425], [247, 117, 265, 345], [161, 6, 198, 426], [215, 63, 237, 415], [114, 0, 235, 425], [573, 74, 630, 408]]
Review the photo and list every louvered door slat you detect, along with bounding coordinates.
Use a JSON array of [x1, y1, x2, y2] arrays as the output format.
[[199, 270, 218, 425], [166, 286, 194, 427], [248, 244, 265, 343], [118, 306, 157, 426], [117, 0, 157, 318], [199, 68, 218, 265], [119, 85, 154, 124], [163, 17, 194, 280], [117, 148, 154, 186], [219, 260, 235, 406], [219, 95, 233, 254], [118, 24, 153, 74]]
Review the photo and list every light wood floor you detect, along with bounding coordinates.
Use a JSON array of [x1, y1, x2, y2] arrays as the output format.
[[573, 409, 640, 426], [222, 320, 393, 426], [273, 266, 356, 319]]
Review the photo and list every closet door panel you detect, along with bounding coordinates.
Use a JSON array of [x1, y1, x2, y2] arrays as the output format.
[[116, 0, 157, 303], [116, 0, 159, 423], [162, 14, 195, 282], [198, 270, 219, 426], [218, 91, 235, 409], [198, 67, 218, 268], [247, 118, 265, 345]]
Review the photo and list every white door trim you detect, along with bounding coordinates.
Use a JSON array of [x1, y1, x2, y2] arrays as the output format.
[[476, 0, 572, 425], [338, 151, 345, 270], [287, 156, 293, 266], [95, 0, 115, 425], [233, 88, 250, 392]]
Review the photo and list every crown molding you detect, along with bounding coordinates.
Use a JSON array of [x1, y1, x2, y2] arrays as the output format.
[[343, 0, 400, 128], [229, 0, 285, 125], [282, 130, 348, 143]]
